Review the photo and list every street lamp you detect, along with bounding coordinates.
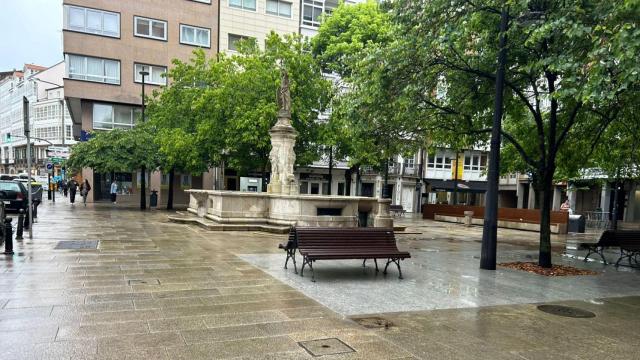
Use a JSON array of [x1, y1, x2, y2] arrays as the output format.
[[139, 69, 149, 211], [480, 6, 509, 270]]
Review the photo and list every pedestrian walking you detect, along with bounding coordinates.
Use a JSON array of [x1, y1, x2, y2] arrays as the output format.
[[110, 180, 118, 204], [80, 179, 91, 206], [68, 179, 78, 204], [62, 180, 68, 197]]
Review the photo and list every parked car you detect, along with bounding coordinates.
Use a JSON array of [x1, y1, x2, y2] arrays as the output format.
[[14, 178, 43, 203], [0, 180, 29, 212]]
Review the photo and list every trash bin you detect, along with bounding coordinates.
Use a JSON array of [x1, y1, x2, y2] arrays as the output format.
[[568, 214, 585, 233], [150, 190, 158, 208]]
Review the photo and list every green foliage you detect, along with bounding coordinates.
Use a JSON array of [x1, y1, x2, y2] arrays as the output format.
[[312, 0, 393, 77], [146, 33, 331, 175], [67, 125, 161, 174], [315, 0, 419, 168]]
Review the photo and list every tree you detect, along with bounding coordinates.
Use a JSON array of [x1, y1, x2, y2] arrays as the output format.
[[146, 50, 227, 208], [313, 0, 422, 192], [67, 126, 161, 175], [366, 0, 640, 267], [312, 0, 393, 78]]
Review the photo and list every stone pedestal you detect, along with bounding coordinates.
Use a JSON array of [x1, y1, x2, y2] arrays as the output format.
[[267, 111, 298, 195]]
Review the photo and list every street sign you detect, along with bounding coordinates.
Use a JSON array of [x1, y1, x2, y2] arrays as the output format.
[[46, 163, 54, 173], [46, 146, 70, 159]]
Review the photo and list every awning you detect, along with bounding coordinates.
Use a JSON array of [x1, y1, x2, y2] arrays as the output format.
[[426, 179, 487, 193]]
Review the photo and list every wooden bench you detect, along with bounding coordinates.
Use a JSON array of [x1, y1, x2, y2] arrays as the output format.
[[389, 205, 406, 217], [579, 230, 640, 267], [290, 227, 410, 281]]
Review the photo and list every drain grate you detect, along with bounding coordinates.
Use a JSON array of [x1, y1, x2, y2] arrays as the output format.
[[128, 279, 160, 285], [352, 316, 394, 329], [298, 338, 355, 357], [55, 241, 98, 250], [537, 305, 596, 318]]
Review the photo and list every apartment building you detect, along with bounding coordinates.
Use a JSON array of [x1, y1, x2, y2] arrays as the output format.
[[62, 0, 219, 204], [0, 63, 74, 175], [219, 0, 300, 52], [300, 0, 365, 37]]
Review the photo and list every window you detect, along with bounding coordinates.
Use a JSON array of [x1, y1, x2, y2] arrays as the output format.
[[229, 0, 256, 11], [66, 54, 120, 84], [463, 154, 488, 171], [93, 103, 140, 130], [64, 5, 119, 37], [403, 157, 415, 168], [228, 33, 253, 51], [302, 0, 323, 27], [134, 64, 167, 85], [180, 25, 210, 47], [134, 16, 167, 40], [66, 125, 72, 140], [266, 0, 292, 17]]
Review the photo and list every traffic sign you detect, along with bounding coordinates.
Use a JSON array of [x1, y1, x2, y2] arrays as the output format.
[[46, 163, 54, 173], [46, 146, 70, 159]]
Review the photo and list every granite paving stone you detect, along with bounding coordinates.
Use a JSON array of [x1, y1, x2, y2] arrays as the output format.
[[0, 204, 638, 359]]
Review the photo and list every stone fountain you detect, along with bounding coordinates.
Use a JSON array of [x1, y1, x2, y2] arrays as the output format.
[[185, 69, 392, 230]]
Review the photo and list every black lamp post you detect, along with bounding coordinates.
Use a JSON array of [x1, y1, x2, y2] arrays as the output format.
[[480, 6, 509, 270], [139, 69, 149, 211]]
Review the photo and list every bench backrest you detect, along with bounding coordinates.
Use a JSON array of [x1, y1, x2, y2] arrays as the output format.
[[599, 230, 640, 246], [390, 205, 404, 210], [295, 227, 397, 251]]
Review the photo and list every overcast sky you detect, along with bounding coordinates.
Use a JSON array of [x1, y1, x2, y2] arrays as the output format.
[[0, 0, 63, 71]]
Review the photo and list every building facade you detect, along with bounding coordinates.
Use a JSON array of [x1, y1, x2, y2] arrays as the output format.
[[0, 63, 75, 176], [219, 0, 300, 52], [62, 0, 219, 205]]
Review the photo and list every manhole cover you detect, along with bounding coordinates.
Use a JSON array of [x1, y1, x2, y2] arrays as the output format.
[[128, 279, 160, 285], [298, 338, 355, 356], [537, 305, 596, 318], [55, 241, 98, 250], [352, 316, 394, 329]]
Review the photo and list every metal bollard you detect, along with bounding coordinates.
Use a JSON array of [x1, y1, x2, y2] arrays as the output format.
[[23, 209, 30, 230], [15, 210, 24, 240], [3, 218, 13, 255]]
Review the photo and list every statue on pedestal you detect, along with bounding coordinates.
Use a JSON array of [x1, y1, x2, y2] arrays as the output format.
[[268, 68, 298, 195]]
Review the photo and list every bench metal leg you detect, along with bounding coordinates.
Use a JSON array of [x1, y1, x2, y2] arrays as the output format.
[[383, 258, 403, 279], [300, 256, 307, 277], [309, 260, 315, 282], [284, 249, 298, 274], [374, 258, 379, 272], [362, 259, 366, 267]]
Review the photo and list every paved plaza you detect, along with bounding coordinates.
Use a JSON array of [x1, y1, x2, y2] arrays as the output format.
[[0, 203, 639, 359]]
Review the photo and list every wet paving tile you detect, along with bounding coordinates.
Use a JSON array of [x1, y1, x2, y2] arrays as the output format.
[[0, 204, 638, 359]]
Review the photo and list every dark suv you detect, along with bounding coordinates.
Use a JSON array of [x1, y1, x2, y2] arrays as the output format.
[[0, 180, 29, 212]]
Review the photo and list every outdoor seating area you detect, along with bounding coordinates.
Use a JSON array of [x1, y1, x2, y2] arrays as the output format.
[[580, 230, 640, 267], [389, 204, 406, 217], [279, 227, 411, 281]]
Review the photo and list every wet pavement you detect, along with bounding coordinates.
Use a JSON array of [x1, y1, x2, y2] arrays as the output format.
[[0, 203, 639, 359]]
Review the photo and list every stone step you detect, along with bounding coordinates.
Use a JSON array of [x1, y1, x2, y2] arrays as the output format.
[[167, 215, 291, 234]]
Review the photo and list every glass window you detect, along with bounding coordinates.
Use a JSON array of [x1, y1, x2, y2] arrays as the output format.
[[64, 5, 120, 37], [93, 103, 139, 130], [229, 0, 256, 11], [134, 64, 167, 85], [266, 0, 292, 17], [302, 1, 323, 27], [180, 25, 210, 47], [66, 54, 120, 84], [228, 33, 253, 51], [134, 16, 167, 40]]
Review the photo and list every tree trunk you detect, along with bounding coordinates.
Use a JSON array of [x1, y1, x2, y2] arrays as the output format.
[[345, 166, 353, 196], [167, 167, 175, 210], [538, 167, 554, 268]]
